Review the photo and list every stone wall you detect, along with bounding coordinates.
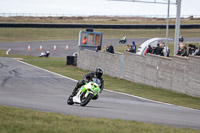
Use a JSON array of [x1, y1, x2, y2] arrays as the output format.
[[77, 50, 200, 97], [187, 56, 200, 97]]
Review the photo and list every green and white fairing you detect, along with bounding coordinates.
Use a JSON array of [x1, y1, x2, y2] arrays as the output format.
[[72, 78, 101, 106]]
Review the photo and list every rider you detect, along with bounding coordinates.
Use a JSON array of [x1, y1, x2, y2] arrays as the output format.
[[70, 67, 104, 99]]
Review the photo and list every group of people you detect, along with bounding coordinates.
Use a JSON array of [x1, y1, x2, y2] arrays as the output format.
[[176, 43, 200, 57], [125, 41, 137, 53], [176, 35, 200, 57], [103, 41, 137, 54], [144, 42, 170, 57], [144, 42, 200, 57]]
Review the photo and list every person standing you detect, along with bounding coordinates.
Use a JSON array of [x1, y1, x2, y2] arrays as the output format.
[[179, 35, 184, 43], [132, 41, 137, 53], [176, 43, 187, 57], [154, 43, 164, 56], [106, 43, 114, 54]]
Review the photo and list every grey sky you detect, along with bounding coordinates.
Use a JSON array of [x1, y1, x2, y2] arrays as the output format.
[[0, 0, 199, 17]]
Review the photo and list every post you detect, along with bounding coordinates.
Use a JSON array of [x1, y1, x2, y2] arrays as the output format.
[[174, 0, 182, 55], [165, 0, 170, 54]]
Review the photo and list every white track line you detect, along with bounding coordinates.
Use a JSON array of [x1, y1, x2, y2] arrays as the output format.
[[17, 59, 77, 82], [16, 59, 199, 111]]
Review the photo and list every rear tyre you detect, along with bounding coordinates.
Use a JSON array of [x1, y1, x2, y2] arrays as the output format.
[[80, 93, 93, 106]]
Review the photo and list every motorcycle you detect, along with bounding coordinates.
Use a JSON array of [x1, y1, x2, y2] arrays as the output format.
[[119, 36, 127, 44], [67, 78, 101, 106]]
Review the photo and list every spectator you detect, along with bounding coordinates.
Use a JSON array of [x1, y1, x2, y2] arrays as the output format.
[[179, 35, 184, 43], [106, 43, 114, 54], [125, 44, 130, 52], [160, 42, 170, 57], [154, 43, 164, 56], [82, 36, 87, 45], [96, 44, 101, 52], [177, 44, 181, 55], [132, 41, 137, 53], [126, 44, 135, 53], [188, 44, 197, 55], [129, 45, 134, 53], [195, 48, 200, 56], [146, 45, 153, 55], [151, 46, 156, 54], [176, 43, 188, 57]]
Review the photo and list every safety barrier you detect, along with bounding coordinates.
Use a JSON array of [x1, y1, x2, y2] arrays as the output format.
[[1, 23, 200, 29]]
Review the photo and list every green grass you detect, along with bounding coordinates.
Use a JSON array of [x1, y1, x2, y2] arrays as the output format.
[[1, 28, 200, 42], [0, 28, 82, 42], [0, 105, 200, 133]]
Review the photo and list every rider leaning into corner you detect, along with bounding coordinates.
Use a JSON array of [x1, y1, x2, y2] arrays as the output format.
[[70, 67, 104, 100]]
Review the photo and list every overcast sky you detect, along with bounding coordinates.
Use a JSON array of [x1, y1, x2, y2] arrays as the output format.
[[0, 0, 200, 17]]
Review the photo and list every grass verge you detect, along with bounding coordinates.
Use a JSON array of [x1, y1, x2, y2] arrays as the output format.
[[1, 28, 200, 42], [1, 105, 199, 133]]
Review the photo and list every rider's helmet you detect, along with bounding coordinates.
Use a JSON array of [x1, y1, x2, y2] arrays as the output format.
[[95, 67, 103, 78]]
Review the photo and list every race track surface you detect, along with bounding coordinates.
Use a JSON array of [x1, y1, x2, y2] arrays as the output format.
[[0, 57, 200, 130]]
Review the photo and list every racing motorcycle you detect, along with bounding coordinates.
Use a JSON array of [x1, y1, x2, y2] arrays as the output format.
[[119, 36, 127, 44], [67, 78, 101, 106]]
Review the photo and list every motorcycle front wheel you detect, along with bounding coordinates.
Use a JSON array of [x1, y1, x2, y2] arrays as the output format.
[[80, 93, 93, 106]]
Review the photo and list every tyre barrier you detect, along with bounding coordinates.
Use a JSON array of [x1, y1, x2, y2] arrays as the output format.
[[0, 23, 200, 29]]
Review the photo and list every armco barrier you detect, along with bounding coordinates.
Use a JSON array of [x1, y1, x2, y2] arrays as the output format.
[[77, 50, 200, 97], [0, 23, 200, 29]]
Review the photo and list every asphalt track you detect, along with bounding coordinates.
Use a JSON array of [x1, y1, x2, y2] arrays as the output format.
[[1, 37, 200, 58], [0, 57, 200, 130]]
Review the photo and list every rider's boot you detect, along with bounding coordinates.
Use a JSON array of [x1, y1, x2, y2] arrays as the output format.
[[70, 79, 86, 97], [71, 86, 78, 97]]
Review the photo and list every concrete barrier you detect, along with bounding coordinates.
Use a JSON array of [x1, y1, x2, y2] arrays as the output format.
[[77, 50, 200, 97]]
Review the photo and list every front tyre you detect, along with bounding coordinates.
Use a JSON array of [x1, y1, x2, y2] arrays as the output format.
[[80, 93, 93, 106]]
